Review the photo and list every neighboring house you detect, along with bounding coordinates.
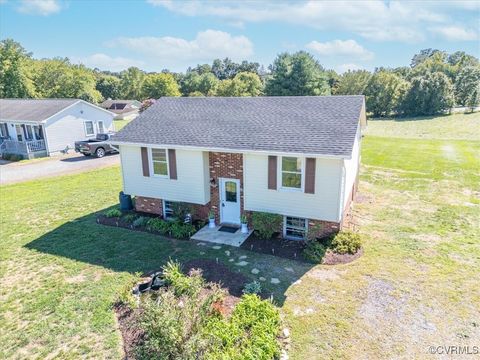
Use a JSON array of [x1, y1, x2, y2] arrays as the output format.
[[0, 99, 115, 159], [100, 100, 142, 121], [111, 96, 366, 240]]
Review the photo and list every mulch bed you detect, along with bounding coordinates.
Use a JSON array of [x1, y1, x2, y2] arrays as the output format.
[[321, 247, 364, 265], [114, 303, 144, 360], [241, 233, 308, 262]]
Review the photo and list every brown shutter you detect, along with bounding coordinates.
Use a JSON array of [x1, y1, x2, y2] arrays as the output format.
[[168, 149, 177, 180], [141, 147, 150, 177], [305, 158, 316, 194], [268, 155, 277, 190]]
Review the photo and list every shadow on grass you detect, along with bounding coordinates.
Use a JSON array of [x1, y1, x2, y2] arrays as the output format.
[[370, 111, 478, 122], [25, 207, 315, 305]]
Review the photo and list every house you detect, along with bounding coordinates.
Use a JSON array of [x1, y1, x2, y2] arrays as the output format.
[[0, 99, 115, 159], [100, 100, 142, 121], [110, 96, 366, 240]]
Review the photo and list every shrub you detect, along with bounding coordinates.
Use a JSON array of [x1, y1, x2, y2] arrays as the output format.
[[171, 202, 194, 222], [133, 216, 149, 228], [122, 213, 138, 223], [303, 240, 326, 263], [162, 260, 204, 297], [170, 222, 196, 239], [331, 231, 362, 254], [146, 217, 171, 234], [105, 208, 122, 218], [242, 281, 262, 295], [204, 294, 281, 360], [138, 280, 224, 360], [117, 273, 141, 309], [251, 212, 282, 239], [2, 153, 24, 161]]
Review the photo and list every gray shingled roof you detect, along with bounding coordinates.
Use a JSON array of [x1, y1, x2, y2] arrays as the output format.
[[111, 96, 365, 157], [0, 99, 80, 122]]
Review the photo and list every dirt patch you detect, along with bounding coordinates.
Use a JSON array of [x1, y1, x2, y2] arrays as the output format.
[[182, 259, 250, 298], [241, 234, 307, 262], [114, 303, 144, 360]]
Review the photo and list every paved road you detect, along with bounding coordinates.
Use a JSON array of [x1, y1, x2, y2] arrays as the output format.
[[0, 152, 119, 185]]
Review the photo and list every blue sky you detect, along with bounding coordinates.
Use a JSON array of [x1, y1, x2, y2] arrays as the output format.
[[1, 0, 479, 73]]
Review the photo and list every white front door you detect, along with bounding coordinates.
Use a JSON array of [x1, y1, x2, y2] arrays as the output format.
[[219, 178, 241, 224]]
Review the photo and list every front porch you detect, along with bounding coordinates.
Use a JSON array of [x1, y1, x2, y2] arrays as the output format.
[[0, 139, 47, 159], [191, 224, 253, 247]]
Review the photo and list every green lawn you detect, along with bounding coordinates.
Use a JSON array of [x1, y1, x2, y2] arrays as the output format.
[[1, 114, 479, 359], [113, 119, 131, 131], [366, 111, 480, 141]]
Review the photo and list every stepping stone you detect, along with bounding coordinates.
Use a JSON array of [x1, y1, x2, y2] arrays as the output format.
[[239, 255, 247, 260], [212, 245, 221, 250], [200, 251, 205, 255], [235, 261, 248, 266], [225, 250, 230, 256], [270, 278, 280, 284], [229, 258, 235, 262], [284, 267, 294, 273], [259, 277, 266, 281], [251, 268, 260, 274], [292, 279, 302, 286], [197, 242, 206, 246]]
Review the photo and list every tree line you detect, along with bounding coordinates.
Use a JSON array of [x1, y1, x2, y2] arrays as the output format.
[[1, 39, 478, 117]]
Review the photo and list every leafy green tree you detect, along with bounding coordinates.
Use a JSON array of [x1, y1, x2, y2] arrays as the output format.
[[0, 39, 35, 98], [447, 51, 479, 67], [400, 71, 454, 116], [265, 51, 330, 96], [335, 70, 371, 95], [33, 58, 102, 102], [95, 75, 121, 100], [325, 69, 340, 94], [454, 66, 480, 107], [216, 72, 263, 96], [119, 67, 145, 100], [181, 72, 218, 96], [410, 49, 445, 67], [364, 71, 409, 117], [142, 73, 181, 99]]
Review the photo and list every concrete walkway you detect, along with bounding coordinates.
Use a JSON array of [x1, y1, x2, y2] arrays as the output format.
[[0, 152, 119, 185], [191, 225, 253, 247]]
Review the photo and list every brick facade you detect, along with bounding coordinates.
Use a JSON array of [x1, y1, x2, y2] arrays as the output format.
[[208, 152, 244, 224], [135, 196, 163, 215]]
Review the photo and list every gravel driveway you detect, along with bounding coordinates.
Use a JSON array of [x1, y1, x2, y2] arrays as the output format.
[[0, 153, 119, 185]]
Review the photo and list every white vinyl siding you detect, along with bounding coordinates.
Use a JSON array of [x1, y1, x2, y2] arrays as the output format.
[[45, 101, 114, 154], [244, 153, 343, 222], [342, 125, 361, 209], [120, 145, 211, 205]]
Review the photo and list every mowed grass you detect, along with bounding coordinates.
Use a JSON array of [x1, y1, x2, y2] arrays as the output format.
[[113, 119, 131, 131], [366, 112, 480, 141], [1, 114, 479, 359]]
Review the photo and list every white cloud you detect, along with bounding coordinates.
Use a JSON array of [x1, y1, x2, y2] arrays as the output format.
[[17, 0, 61, 15], [148, 0, 476, 43], [336, 63, 365, 74], [72, 53, 144, 72], [306, 40, 374, 60], [430, 26, 479, 41], [110, 29, 253, 64]]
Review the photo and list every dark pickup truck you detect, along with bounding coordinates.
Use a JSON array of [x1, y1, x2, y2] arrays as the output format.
[[75, 133, 118, 158]]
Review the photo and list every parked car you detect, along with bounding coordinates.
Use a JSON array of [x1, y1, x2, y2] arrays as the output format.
[[75, 133, 118, 158]]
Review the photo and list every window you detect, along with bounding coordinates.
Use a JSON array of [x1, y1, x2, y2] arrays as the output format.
[[0, 123, 8, 138], [85, 121, 95, 136], [281, 156, 302, 189], [33, 125, 44, 140], [163, 201, 174, 220], [284, 216, 307, 240], [15, 125, 23, 141], [23, 125, 33, 140], [150, 148, 169, 177], [97, 121, 104, 134], [225, 181, 237, 202]]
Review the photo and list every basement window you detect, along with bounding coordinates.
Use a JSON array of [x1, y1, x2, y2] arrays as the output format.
[[163, 201, 175, 220], [283, 216, 307, 240]]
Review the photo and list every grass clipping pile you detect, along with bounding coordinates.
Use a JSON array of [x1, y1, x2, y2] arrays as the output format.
[[115, 260, 284, 360]]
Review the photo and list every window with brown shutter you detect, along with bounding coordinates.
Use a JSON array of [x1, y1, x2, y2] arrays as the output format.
[[141, 147, 150, 177], [168, 149, 177, 180], [268, 155, 277, 190], [305, 158, 316, 194]]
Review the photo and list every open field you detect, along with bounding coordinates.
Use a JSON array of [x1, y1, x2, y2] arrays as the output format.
[[1, 114, 479, 359]]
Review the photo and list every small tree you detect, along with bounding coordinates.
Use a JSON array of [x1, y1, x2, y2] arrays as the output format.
[[454, 66, 480, 108], [364, 71, 409, 117], [141, 73, 181, 99]]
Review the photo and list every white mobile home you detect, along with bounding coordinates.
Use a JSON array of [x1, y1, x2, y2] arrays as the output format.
[[0, 99, 115, 159]]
